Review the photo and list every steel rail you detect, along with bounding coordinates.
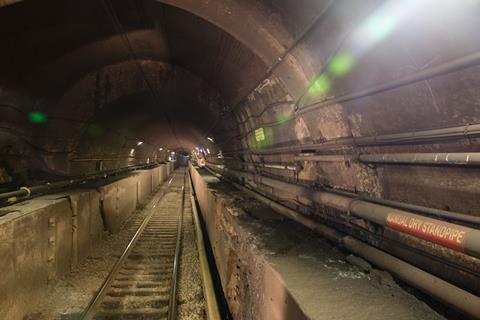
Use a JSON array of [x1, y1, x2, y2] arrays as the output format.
[[79, 178, 171, 320], [80, 170, 186, 320], [167, 169, 186, 320], [187, 169, 221, 320]]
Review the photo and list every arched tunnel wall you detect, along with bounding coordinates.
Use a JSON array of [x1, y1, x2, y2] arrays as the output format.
[[0, 1, 480, 318], [1, 1, 479, 214]]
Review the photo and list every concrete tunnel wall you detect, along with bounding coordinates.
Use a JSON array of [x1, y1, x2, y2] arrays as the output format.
[[189, 164, 307, 319], [188, 164, 446, 320], [0, 0, 479, 224], [0, 0, 479, 317], [0, 0, 479, 221], [0, 163, 173, 320]]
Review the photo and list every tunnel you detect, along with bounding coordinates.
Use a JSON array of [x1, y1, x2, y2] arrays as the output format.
[[0, 0, 480, 319]]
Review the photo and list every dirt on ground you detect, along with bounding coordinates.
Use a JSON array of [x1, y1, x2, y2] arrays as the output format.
[[177, 186, 206, 320], [25, 203, 150, 320]]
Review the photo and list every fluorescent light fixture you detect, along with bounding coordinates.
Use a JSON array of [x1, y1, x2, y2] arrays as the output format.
[[129, 148, 135, 156], [206, 148, 211, 154], [207, 137, 214, 143], [137, 141, 143, 146]]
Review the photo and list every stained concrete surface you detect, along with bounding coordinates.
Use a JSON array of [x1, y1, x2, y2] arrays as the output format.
[[177, 180, 206, 320], [190, 165, 445, 320], [24, 167, 205, 319], [0, 165, 167, 319], [0, 198, 73, 320]]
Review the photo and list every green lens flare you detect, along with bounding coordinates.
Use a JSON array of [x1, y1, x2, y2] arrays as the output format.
[[308, 74, 331, 97], [28, 111, 47, 123], [329, 52, 355, 77]]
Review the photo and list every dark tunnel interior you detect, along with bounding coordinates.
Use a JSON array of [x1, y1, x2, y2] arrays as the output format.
[[1, 0, 480, 319]]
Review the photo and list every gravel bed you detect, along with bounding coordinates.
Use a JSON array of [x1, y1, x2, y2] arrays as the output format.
[[177, 185, 207, 320]]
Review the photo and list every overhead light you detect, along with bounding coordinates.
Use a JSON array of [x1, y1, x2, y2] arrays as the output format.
[[207, 137, 214, 143], [206, 148, 211, 154], [137, 141, 143, 146], [129, 148, 135, 156], [159, 147, 163, 151]]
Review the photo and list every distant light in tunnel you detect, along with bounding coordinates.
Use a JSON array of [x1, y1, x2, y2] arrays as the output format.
[[207, 137, 214, 143], [28, 111, 47, 124], [137, 141, 143, 146], [159, 147, 163, 151], [328, 52, 355, 77]]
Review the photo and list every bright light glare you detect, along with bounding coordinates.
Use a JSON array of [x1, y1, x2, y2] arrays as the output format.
[[159, 147, 163, 151], [137, 141, 143, 146], [365, 15, 396, 42], [328, 52, 355, 77], [308, 74, 331, 97], [206, 148, 211, 154], [129, 148, 135, 156], [207, 137, 214, 143]]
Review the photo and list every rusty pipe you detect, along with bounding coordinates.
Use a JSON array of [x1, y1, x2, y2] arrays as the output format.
[[207, 164, 480, 259], [211, 168, 480, 319], [0, 163, 158, 203], [359, 152, 480, 166], [238, 123, 480, 155]]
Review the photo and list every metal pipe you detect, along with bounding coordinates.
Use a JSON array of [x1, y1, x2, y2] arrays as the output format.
[[80, 189, 166, 320], [238, 123, 480, 155], [0, 163, 157, 203], [298, 51, 480, 115], [342, 237, 480, 319], [244, 162, 298, 171], [202, 0, 336, 138], [324, 187, 480, 226], [207, 164, 480, 259], [294, 154, 355, 162], [187, 170, 221, 320], [208, 166, 480, 319], [359, 152, 480, 166]]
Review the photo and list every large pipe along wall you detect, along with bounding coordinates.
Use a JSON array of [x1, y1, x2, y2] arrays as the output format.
[[205, 163, 480, 297]]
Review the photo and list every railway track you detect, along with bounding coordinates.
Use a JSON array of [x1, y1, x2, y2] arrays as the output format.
[[80, 169, 186, 320]]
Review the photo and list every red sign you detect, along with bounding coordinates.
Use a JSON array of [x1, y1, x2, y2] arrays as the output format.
[[386, 212, 470, 252]]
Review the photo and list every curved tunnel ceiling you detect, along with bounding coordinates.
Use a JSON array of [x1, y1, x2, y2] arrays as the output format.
[[1, 0, 480, 183]]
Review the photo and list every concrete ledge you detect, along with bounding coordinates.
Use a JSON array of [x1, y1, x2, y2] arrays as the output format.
[[99, 164, 169, 232], [0, 164, 170, 320], [0, 198, 73, 320], [189, 165, 443, 320]]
